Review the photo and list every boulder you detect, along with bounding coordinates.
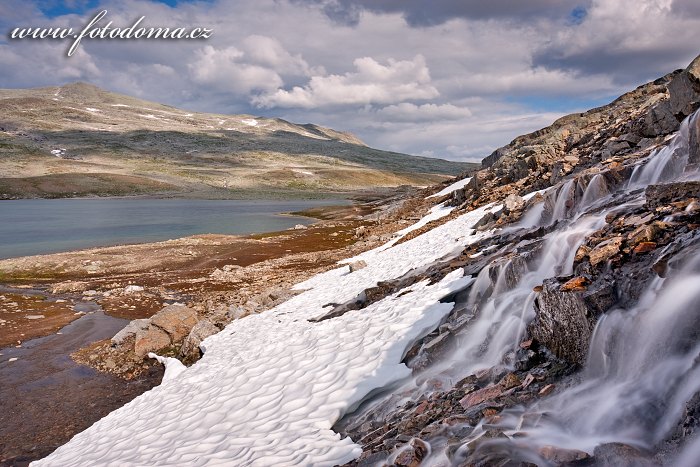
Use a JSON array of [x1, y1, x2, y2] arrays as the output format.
[[150, 304, 198, 342], [642, 100, 680, 137], [179, 319, 219, 361], [669, 56, 700, 118], [539, 445, 590, 463], [591, 443, 656, 466], [530, 277, 615, 364], [134, 325, 171, 357], [348, 260, 367, 272], [111, 318, 150, 346], [690, 111, 700, 165]]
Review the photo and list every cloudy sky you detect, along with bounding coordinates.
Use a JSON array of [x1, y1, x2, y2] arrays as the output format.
[[1, 0, 699, 162]]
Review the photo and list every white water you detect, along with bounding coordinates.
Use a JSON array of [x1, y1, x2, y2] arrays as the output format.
[[453, 252, 700, 464], [341, 109, 700, 464]]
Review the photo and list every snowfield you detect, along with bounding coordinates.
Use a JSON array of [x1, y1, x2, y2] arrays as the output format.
[[35, 202, 502, 466]]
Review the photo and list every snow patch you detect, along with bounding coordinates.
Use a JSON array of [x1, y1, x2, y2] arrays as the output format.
[[37, 201, 501, 466], [293, 169, 314, 176], [85, 107, 100, 112], [241, 118, 258, 127], [426, 177, 472, 199]]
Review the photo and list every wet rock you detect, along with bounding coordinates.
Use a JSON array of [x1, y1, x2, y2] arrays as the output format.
[[645, 181, 700, 210], [134, 325, 171, 357], [499, 373, 522, 390], [179, 319, 219, 361], [392, 438, 428, 467], [538, 384, 555, 396], [560, 276, 589, 292], [460, 384, 504, 409], [150, 304, 198, 342], [531, 277, 614, 364], [591, 442, 656, 466], [628, 223, 661, 246], [539, 445, 590, 463], [633, 242, 657, 254], [589, 237, 622, 266]]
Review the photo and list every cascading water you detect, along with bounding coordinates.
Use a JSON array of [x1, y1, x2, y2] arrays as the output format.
[[415, 212, 606, 390], [338, 109, 700, 465], [451, 246, 700, 465], [629, 111, 700, 187]]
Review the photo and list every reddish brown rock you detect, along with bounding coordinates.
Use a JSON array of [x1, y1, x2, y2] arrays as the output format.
[[633, 242, 657, 254], [589, 237, 622, 266], [499, 373, 522, 390], [460, 385, 504, 409], [560, 276, 589, 292], [539, 384, 556, 396]]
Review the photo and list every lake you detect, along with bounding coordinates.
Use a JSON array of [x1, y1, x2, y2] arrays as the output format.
[[0, 198, 346, 260]]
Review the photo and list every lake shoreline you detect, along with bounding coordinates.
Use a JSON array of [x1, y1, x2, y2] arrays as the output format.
[[0, 187, 432, 464]]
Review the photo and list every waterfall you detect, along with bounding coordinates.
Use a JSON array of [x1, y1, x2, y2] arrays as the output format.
[[337, 109, 700, 464], [629, 111, 699, 187], [450, 249, 700, 464]]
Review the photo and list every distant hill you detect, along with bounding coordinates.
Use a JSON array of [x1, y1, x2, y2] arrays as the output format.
[[0, 83, 473, 199]]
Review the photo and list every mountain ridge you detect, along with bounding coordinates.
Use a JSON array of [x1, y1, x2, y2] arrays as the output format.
[[0, 82, 472, 199]]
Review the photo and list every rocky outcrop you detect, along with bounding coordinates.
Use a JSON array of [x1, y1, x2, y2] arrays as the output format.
[[469, 55, 700, 211]]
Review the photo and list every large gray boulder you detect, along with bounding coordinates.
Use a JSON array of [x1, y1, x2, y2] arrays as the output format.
[[530, 277, 616, 364]]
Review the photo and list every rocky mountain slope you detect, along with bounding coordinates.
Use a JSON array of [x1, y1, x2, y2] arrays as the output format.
[[0, 83, 470, 199], [25, 55, 700, 466]]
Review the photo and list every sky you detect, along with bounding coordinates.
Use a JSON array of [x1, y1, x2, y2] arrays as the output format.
[[0, 0, 699, 162]]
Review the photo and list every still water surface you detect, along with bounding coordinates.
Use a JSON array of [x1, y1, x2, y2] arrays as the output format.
[[0, 198, 345, 259]]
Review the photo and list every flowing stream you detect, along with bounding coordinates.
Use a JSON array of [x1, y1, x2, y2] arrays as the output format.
[[340, 110, 700, 465]]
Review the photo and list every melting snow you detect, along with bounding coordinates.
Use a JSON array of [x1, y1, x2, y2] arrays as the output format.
[[111, 104, 129, 108], [50, 149, 66, 158], [241, 118, 258, 127], [426, 177, 472, 199], [85, 107, 100, 112], [37, 201, 501, 466]]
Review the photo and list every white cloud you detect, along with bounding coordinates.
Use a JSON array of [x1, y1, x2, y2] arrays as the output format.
[[0, 0, 698, 163], [189, 45, 283, 94], [253, 55, 439, 108], [241, 35, 317, 76]]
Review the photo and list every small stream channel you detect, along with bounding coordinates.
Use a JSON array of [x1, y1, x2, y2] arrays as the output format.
[[0, 289, 163, 465]]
